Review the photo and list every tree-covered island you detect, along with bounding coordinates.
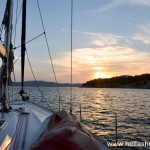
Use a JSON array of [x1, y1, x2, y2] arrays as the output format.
[[82, 74, 150, 89]]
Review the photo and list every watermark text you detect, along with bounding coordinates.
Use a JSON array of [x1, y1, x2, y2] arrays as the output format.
[[107, 141, 150, 147]]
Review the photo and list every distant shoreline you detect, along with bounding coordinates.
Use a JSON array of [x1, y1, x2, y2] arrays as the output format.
[[12, 81, 81, 87], [82, 74, 150, 89], [81, 86, 150, 89]]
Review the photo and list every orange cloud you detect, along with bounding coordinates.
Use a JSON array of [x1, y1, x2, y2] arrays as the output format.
[[52, 45, 150, 83]]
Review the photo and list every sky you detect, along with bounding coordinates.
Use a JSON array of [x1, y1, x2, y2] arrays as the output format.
[[0, 0, 150, 83]]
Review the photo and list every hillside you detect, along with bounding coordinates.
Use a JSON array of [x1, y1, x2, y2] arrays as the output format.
[[82, 74, 150, 89], [12, 81, 81, 87]]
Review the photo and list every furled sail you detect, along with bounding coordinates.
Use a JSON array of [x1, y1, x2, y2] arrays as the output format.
[[31, 111, 102, 150], [0, 42, 7, 58]]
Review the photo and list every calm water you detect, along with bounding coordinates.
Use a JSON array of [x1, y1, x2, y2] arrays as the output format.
[[10, 87, 150, 149]]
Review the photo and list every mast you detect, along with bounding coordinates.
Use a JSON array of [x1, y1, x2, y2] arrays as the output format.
[[20, 0, 26, 98], [0, 0, 13, 111]]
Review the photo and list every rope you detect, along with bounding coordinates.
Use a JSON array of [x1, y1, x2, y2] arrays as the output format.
[[0, 0, 5, 39], [10, 113, 29, 150], [14, 55, 21, 64], [13, 49, 53, 111], [12, 114, 24, 149], [4, 114, 22, 150], [70, 0, 73, 114], [0, 24, 3, 39], [13, 0, 19, 47], [36, 0, 63, 111], [13, 32, 45, 64], [26, 49, 53, 111], [11, 0, 19, 85], [13, 32, 45, 50], [12, 4, 22, 33], [21, 113, 29, 150]]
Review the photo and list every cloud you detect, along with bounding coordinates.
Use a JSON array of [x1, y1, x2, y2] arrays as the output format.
[[94, 0, 123, 12], [139, 23, 150, 35], [94, 0, 150, 13], [90, 34, 121, 47], [133, 34, 150, 44], [73, 30, 123, 47], [52, 46, 150, 83], [129, 0, 150, 6], [132, 23, 150, 44], [48, 30, 150, 82]]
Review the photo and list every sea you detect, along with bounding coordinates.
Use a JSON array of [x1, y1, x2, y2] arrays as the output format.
[[10, 87, 150, 150]]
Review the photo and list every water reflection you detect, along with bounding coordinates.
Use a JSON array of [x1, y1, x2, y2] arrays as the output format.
[[9, 87, 150, 147]]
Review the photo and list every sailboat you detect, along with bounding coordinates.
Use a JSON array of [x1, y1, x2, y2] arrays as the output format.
[[0, 0, 110, 149]]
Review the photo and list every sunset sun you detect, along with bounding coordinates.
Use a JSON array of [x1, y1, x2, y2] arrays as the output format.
[[94, 72, 109, 79]]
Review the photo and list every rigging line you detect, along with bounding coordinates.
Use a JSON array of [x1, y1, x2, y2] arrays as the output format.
[[12, 68, 16, 82], [0, 26, 2, 35], [0, 1, 4, 38], [70, 0, 73, 114], [25, 49, 53, 111], [13, 32, 45, 50], [13, 0, 19, 47], [36, 0, 63, 111], [12, 2, 22, 35], [11, 0, 19, 85], [0, 24, 3, 37], [14, 55, 21, 64]]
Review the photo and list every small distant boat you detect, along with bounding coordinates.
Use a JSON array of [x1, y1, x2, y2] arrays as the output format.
[[0, 0, 109, 149]]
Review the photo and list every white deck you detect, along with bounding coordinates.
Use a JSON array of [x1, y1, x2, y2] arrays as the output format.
[[0, 101, 53, 150], [0, 101, 110, 150]]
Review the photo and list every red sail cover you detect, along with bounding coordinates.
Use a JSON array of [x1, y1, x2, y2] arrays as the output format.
[[31, 111, 102, 150]]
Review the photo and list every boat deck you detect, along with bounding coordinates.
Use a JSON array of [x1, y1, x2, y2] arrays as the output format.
[[0, 101, 53, 150], [0, 101, 110, 150]]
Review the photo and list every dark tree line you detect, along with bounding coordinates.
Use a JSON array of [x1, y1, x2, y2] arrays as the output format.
[[82, 74, 150, 88]]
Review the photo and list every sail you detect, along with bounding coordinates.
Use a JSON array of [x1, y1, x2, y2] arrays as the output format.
[[0, 42, 7, 58], [31, 111, 102, 150]]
